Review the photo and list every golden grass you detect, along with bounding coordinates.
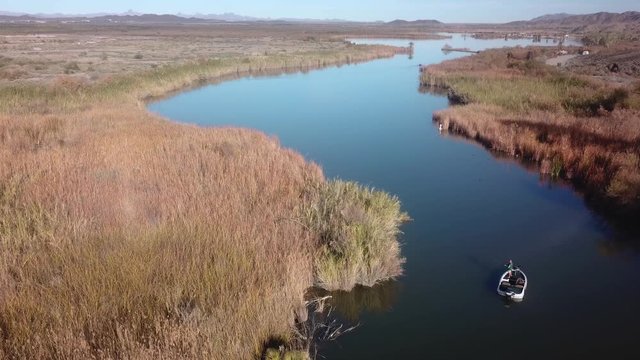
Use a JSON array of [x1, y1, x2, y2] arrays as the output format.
[[422, 47, 640, 210], [1, 107, 320, 358], [0, 45, 408, 359]]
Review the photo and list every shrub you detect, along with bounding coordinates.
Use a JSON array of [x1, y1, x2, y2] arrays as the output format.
[[0, 68, 27, 80], [563, 87, 629, 115], [551, 156, 563, 178], [0, 56, 13, 68], [607, 154, 640, 203], [63, 61, 80, 74], [303, 180, 409, 291], [265, 348, 309, 360], [52, 75, 87, 92]]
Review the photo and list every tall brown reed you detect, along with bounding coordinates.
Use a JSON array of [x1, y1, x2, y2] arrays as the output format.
[[0, 45, 408, 359], [422, 47, 640, 210]]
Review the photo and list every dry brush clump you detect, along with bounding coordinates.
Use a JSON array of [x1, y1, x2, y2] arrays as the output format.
[[0, 45, 408, 359], [422, 47, 640, 213], [302, 181, 409, 291]]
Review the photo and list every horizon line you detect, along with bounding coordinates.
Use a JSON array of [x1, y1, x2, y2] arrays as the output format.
[[1, 9, 637, 24]]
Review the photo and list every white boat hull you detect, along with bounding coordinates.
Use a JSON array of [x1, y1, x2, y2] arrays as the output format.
[[497, 269, 527, 301]]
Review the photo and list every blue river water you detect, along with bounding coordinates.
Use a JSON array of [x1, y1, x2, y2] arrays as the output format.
[[149, 35, 640, 359]]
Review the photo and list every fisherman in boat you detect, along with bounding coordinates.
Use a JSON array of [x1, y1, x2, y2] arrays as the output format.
[[505, 259, 515, 278], [498, 260, 527, 300]]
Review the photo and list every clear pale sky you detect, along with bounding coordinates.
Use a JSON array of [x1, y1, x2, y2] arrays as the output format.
[[1, 0, 638, 22]]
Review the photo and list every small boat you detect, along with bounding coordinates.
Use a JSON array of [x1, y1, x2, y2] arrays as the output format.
[[497, 268, 527, 301]]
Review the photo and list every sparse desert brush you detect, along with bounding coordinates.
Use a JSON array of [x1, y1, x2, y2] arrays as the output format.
[[0, 56, 12, 67], [63, 61, 81, 74], [0, 68, 27, 81], [52, 75, 88, 92], [0, 44, 401, 116]]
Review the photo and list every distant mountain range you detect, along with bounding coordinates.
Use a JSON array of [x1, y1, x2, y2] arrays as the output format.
[[0, 13, 206, 24], [0, 11, 348, 24], [529, 13, 575, 22], [0, 10, 253, 21], [513, 11, 640, 26], [0, 11, 444, 26], [386, 19, 442, 26], [0, 10, 638, 27]]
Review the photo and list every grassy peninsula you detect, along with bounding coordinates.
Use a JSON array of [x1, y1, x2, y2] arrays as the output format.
[[421, 45, 640, 220], [0, 25, 409, 359]]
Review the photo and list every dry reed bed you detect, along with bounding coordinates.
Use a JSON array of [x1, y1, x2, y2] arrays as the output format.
[[0, 45, 408, 359], [421, 47, 640, 212], [1, 106, 320, 359]]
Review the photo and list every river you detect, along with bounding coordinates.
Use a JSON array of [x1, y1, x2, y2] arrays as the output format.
[[149, 34, 640, 359]]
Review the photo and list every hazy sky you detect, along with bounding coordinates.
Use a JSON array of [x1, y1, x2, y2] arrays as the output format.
[[2, 0, 638, 22]]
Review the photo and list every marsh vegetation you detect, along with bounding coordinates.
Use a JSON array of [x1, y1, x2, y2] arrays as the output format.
[[0, 28, 408, 359], [303, 181, 409, 291], [422, 46, 640, 215]]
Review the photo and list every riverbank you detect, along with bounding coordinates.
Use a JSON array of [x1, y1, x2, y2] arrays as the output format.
[[0, 21, 435, 87], [0, 31, 408, 359], [421, 45, 640, 223]]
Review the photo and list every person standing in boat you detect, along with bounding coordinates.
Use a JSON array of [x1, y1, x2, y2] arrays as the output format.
[[505, 259, 515, 278]]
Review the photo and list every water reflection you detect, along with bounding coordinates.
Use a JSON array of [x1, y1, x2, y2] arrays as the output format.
[[309, 281, 400, 323], [418, 84, 449, 97], [598, 232, 640, 257], [419, 83, 640, 249]]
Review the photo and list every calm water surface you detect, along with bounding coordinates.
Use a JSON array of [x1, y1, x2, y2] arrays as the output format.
[[150, 35, 640, 359]]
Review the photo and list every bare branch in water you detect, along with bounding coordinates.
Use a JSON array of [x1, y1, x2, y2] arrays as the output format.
[[291, 295, 359, 359]]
